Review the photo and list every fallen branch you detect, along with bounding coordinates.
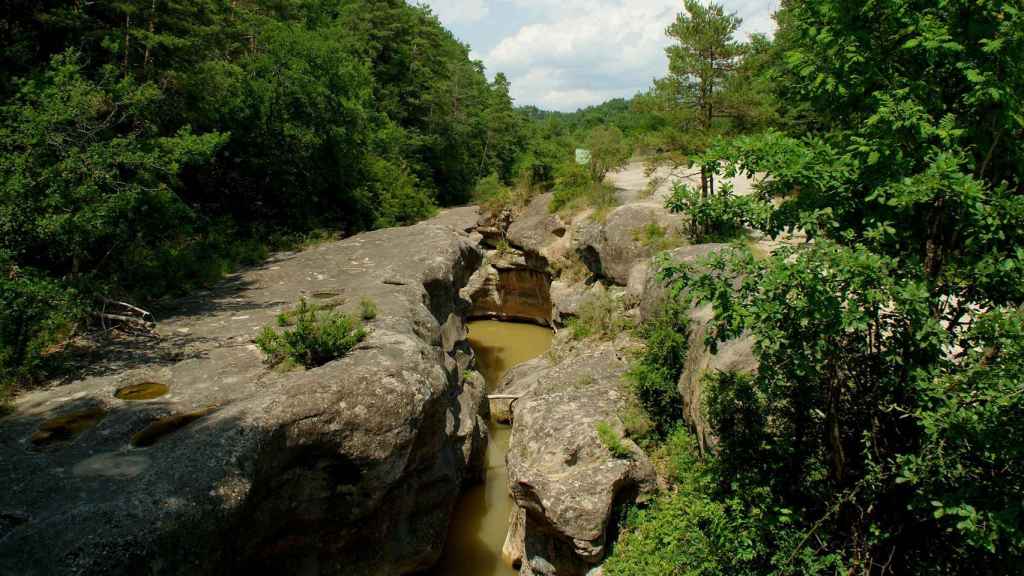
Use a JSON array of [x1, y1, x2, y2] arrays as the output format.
[[100, 297, 153, 321]]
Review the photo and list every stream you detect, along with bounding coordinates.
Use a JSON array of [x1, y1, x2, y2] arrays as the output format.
[[430, 320, 554, 576]]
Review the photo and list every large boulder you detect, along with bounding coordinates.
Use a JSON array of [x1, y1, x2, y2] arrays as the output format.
[[506, 194, 567, 257], [499, 341, 656, 575], [574, 204, 680, 286], [637, 243, 730, 323], [0, 208, 489, 576]]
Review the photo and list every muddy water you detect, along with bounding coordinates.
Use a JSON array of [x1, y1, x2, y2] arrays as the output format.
[[431, 320, 553, 576]]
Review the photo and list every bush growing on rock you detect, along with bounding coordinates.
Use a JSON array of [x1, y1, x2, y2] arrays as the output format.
[[596, 421, 633, 459], [550, 162, 619, 214], [0, 265, 82, 398], [567, 290, 631, 341], [627, 302, 689, 434], [257, 300, 366, 369]]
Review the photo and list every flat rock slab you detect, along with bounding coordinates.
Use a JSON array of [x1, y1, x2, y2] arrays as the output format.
[[0, 207, 488, 576]]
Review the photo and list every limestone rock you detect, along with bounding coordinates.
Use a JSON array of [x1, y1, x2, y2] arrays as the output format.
[[507, 194, 566, 256], [0, 208, 488, 576], [464, 252, 553, 326], [574, 204, 679, 286], [637, 243, 730, 323], [502, 343, 656, 575], [636, 243, 757, 454]]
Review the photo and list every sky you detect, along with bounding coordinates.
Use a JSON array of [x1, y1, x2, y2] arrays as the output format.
[[416, 0, 778, 112]]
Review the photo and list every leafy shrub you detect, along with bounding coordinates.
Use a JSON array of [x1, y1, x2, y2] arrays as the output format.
[[627, 302, 690, 434], [474, 171, 540, 217], [364, 157, 437, 229], [567, 290, 631, 341], [256, 299, 366, 369], [550, 162, 620, 214], [596, 421, 633, 459], [665, 182, 771, 243], [584, 125, 633, 181], [0, 266, 82, 396], [604, 429, 835, 576]]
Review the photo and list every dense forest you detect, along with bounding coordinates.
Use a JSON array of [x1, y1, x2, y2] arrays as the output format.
[[0, 0, 547, 393]]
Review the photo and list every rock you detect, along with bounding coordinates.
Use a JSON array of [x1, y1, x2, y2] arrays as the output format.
[[0, 207, 490, 576], [549, 280, 613, 325], [501, 342, 656, 575], [678, 305, 757, 454], [637, 243, 730, 323], [636, 243, 757, 454], [574, 204, 679, 286], [507, 194, 567, 256], [464, 252, 553, 326]]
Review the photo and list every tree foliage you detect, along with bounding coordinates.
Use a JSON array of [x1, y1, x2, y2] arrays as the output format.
[[612, 0, 1024, 573], [0, 0, 527, 395]]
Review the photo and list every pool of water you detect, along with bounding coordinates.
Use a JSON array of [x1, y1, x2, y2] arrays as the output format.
[[430, 320, 553, 576]]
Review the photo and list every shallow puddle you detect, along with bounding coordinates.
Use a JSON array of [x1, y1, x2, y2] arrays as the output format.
[[114, 382, 170, 401], [31, 407, 107, 448], [430, 320, 553, 576]]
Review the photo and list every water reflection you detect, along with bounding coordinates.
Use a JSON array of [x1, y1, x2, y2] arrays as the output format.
[[430, 320, 552, 576]]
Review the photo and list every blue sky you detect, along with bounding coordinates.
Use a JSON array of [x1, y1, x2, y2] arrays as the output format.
[[416, 0, 778, 112]]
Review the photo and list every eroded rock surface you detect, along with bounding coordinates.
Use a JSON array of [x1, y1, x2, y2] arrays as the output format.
[[574, 203, 680, 286], [0, 208, 487, 576], [498, 340, 656, 575], [638, 243, 757, 454], [465, 251, 552, 326]]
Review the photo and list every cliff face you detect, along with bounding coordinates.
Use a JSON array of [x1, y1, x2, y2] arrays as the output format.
[[0, 208, 488, 576]]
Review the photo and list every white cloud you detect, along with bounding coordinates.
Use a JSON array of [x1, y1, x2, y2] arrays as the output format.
[[421, 0, 778, 111]]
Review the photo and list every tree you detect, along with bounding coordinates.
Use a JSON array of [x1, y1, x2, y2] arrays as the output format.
[[633, 0, 1024, 572], [652, 1, 747, 197], [585, 125, 631, 182]]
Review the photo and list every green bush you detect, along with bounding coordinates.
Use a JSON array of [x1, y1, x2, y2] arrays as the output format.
[[550, 162, 619, 214], [627, 302, 690, 434], [359, 298, 378, 321], [0, 265, 83, 396], [665, 182, 771, 243], [596, 421, 633, 459], [474, 171, 541, 217], [567, 290, 631, 341], [604, 429, 835, 576], [364, 157, 437, 229], [256, 299, 366, 369], [633, 222, 684, 253]]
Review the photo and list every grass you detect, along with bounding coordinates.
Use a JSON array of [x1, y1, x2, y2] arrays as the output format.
[[257, 299, 367, 370], [359, 298, 378, 321], [474, 173, 539, 216], [568, 290, 632, 341], [597, 420, 634, 459], [633, 222, 685, 253]]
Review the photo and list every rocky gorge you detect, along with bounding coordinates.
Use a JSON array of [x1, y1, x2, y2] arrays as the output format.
[[0, 164, 761, 576]]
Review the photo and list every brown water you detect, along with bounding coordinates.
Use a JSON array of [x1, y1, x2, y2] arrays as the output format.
[[431, 320, 553, 576]]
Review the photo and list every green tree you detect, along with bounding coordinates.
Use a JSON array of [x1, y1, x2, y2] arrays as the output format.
[[584, 125, 632, 182], [651, 1, 758, 197], [622, 0, 1024, 572]]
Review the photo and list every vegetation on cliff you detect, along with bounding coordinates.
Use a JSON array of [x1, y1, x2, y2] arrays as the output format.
[[610, 0, 1024, 574]]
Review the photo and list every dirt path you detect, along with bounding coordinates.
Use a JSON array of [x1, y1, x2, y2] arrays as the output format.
[[606, 160, 762, 205]]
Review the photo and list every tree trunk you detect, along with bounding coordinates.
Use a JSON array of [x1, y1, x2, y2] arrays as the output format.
[[123, 14, 131, 77], [143, 0, 157, 70]]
